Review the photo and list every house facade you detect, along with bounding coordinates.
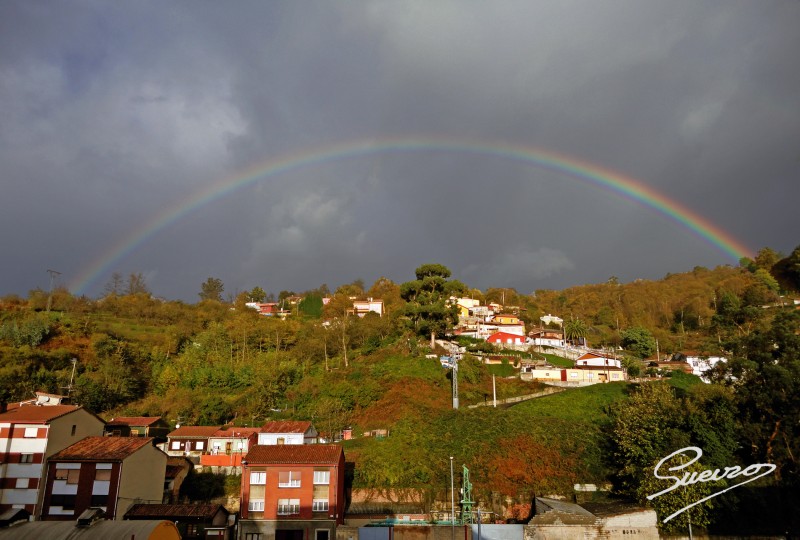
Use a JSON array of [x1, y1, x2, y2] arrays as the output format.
[[40, 436, 167, 520], [239, 444, 345, 540], [0, 405, 105, 515], [350, 299, 384, 317], [528, 328, 564, 348], [575, 351, 622, 369], [258, 422, 317, 446], [487, 332, 527, 349], [166, 426, 220, 460], [201, 427, 260, 468]]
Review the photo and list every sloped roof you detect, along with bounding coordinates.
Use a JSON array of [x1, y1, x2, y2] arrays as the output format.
[[245, 443, 342, 464], [487, 331, 525, 341], [211, 427, 260, 438], [124, 503, 227, 519], [106, 416, 163, 427], [260, 420, 313, 434], [167, 425, 220, 438], [0, 404, 83, 424], [0, 519, 180, 539], [51, 436, 155, 461]]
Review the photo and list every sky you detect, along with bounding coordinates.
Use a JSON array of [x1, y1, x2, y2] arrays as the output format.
[[1, 1, 798, 302]]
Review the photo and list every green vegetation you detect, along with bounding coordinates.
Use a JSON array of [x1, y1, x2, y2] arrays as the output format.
[[1, 248, 799, 534]]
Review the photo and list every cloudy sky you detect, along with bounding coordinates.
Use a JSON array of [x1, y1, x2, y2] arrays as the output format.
[[2, 1, 798, 301]]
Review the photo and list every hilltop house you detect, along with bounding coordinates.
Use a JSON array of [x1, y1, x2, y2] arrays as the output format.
[[200, 427, 260, 469], [575, 351, 622, 369], [165, 426, 220, 462]]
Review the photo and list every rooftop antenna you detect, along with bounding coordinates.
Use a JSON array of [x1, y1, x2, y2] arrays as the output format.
[[46, 269, 62, 312]]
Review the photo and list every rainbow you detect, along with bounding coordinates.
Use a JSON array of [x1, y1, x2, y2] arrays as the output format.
[[70, 136, 753, 295]]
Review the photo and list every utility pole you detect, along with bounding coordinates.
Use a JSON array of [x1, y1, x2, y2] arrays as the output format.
[[450, 456, 455, 537], [46, 269, 61, 312], [452, 356, 459, 409]]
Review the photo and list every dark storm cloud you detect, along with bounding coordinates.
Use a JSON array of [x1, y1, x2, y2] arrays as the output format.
[[1, 1, 798, 301]]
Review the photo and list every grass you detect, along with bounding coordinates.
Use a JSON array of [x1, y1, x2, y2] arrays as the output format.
[[540, 352, 574, 367]]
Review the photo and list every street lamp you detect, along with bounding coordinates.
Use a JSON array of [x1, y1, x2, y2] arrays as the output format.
[[450, 456, 455, 539]]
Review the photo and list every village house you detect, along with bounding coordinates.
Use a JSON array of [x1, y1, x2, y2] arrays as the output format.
[[486, 331, 528, 350], [258, 421, 318, 446], [528, 328, 564, 348], [165, 426, 220, 462], [200, 427, 260, 470], [491, 313, 526, 336], [349, 298, 384, 317], [40, 436, 167, 521], [575, 351, 622, 369], [104, 416, 171, 442], [125, 503, 232, 539], [239, 444, 345, 540], [0, 404, 105, 516]]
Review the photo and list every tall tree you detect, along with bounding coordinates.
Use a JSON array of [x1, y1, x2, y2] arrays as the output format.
[[199, 277, 225, 302], [621, 326, 657, 359], [400, 263, 467, 347], [126, 272, 150, 296]]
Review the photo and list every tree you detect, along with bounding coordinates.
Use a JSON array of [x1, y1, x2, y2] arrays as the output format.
[[126, 272, 150, 296], [564, 317, 588, 346], [104, 271, 124, 296], [723, 310, 800, 485], [400, 263, 466, 347], [199, 277, 225, 302], [621, 326, 657, 358], [249, 286, 267, 303]]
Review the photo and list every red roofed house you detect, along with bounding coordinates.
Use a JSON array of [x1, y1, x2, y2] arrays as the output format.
[[0, 404, 105, 516], [258, 421, 318, 446], [487, 331, 527, 349], [166, 426, 220, 462], [200, 427, 260, 469], [125, 503, 231, 539], [239, 444, 345, 540], [40, 436, 167, 521], [575, 351, 622, 369]]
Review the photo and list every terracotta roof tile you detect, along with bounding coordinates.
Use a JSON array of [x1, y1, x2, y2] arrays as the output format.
[[260, 420, 313, 434], [106, 416, 163, 427], [245, 444, 342, 464], [124, 503, 226, 519], [51, 436, 155, 461], [211, 427, 260, 438], [0, 405, 82, 424], [168, 426, 220, 438]]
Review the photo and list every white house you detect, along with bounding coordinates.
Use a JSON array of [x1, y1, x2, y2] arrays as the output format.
[[257, 421, 318, 446], [684, 355, 727, 382], [575, 351, 622, 369]]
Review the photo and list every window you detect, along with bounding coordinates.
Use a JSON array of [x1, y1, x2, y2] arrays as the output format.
[[195, 441, 204, 450], [95, 469, 112, 481], [587, 373, 594, 380], [277, 498, 300, 515], [171, 441, 181, 450], [130, 428, 140, 436], [570, 372, 578, 378], [71, 425, 76, 436], [15, 478, 27, 489], [250, 471, 266, 485], [90, 495, 108, 506], [313, 470, 330, 484], [248, 499, 265, 511], [23, 427, 38, 438], [20, 454, 34, 464], [50, 494, 76, 510], [312, 500, 329, 512], [245, 534, 262, 540], [185, 524, 199, 537], [56, 468, 80, 484], [277, 437, 285, 445], [278, 471, 301, 487]]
